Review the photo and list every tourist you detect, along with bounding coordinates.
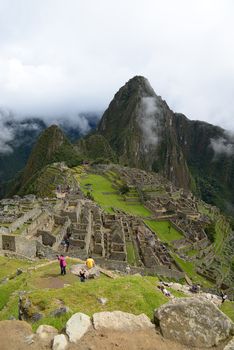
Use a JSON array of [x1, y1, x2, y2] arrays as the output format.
[[126, 265, 131, 274], [221, 291, 228, 303], [162, 287, 171, 297], [79, 269, 86, 282], [86, 256, 95, 269], [57, 254, 67, 275], [64, 238, 70, 252], [190, 285, 199, 293]]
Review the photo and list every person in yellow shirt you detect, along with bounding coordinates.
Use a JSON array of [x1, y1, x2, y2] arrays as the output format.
[[86, 256, 95, 269]]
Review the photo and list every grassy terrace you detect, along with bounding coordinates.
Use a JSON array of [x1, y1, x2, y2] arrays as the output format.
[[144, 220, 183, 243], [0, 258, 170, 330], [0, 257, 34, 280], [0, 257, 233, 332], [214, 217, 231, 255], [171, 254, 214, 288], [79, 173, 151, 217], [126, 242, 137, 266]]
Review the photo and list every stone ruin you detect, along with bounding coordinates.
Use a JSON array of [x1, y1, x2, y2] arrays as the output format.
[[0, 164, 232, 293], [0, 193, 178, 276]]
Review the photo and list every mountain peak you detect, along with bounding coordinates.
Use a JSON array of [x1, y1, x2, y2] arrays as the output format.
[[20, 125, 74, 185], [118, 76, 156, 99]]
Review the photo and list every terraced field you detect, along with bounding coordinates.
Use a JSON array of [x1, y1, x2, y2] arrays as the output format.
[[144, 220, 183, 243], [79, 173, 151, 217]]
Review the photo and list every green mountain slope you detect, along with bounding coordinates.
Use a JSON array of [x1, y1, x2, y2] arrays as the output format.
[[10, 125, 82, 196], [75, 134, 117, 163], [98, 76, 234, 215]]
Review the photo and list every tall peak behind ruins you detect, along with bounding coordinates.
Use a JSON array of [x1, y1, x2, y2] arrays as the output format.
[[97, 76, 234, 214], [98, 75, 192, 190]]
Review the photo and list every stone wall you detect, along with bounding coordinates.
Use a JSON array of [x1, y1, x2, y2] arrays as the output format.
[[53, 218, 71, 250], [36, 241, 58, 259], [21, 212, 52, 237], [37, 230, 56, 246], [54, 215, 67, 225], [94, 257, 185, 280], [0, 227, 9, 234], [1, 235, 16, 251], [8, 208, 42, 233], [15, 236, 37, 258], [0, 234, 37, 258]]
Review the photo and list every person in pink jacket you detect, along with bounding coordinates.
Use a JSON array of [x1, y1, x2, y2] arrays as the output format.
[[57, 255, 67, 275]]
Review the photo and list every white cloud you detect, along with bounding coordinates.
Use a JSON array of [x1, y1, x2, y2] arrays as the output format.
[[0, 0, 233, 130], [210, 131, 234, 156], [210, 138, 233, 156], [138, 97, 161, 149]]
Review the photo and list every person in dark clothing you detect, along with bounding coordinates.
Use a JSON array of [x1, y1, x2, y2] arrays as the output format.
[[79, 269, 86, 282], [64, 238, 70, 252], [221, 291, 227, 303]]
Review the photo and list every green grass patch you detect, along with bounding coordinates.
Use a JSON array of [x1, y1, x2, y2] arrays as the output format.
[[126, 242, 137, 266], [172, 254, 213, 288], [0, 257, 233, 331], [0, 257, 33, 280], [187, 249, 198, 257], [220, 301, 234, 322], [79, 174, 151, 217], [214, 217, 231, 254], [0, 276, 25, 311], [28, 275, 168, 330], [144, 220, 183, 243]]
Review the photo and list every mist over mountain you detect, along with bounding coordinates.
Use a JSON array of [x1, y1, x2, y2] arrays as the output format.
[[1, 76, 234, 216], [0, 111, 99, 196], [97, 76, 234, 215]]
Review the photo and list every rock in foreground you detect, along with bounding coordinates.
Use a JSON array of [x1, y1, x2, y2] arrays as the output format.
[[93, 311, 154, 331], [36, 324, 58, 340], [66, 312, 92, 343], [53, 334, 68, 350], [154, 297, 234, 348]]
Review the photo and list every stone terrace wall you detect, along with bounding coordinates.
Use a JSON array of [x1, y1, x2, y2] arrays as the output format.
[[94, 257, 185, 280], [15, 236, 37, 258], [21, 212, 52, 237], [37, 230, 56, 246], [0, 234, 37, 258], [9, 208, 42, 233]]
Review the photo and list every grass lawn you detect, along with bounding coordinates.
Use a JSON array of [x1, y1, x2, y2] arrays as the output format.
[[0, 257, 170, 331], [79, 174, 151, 217], [187, 249, 198, 257], [0, 257, 35, 280], [144, 220, 183, 243], [0, 256, 232, 332], [214, 217, 231, 255], [126, 242, 137, 266], [220, 301, 234, 322], [172, 254, 214, 288]]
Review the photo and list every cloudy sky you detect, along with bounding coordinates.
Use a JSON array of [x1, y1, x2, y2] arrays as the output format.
[[0, 0, 234, 130]]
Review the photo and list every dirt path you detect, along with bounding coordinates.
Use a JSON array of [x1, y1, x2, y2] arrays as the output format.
[[0, 321, 228, 350], [69, 329, 194, 350]]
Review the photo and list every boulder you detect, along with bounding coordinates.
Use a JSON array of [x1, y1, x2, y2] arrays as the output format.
[[66, 312, 92, 343], [154, 297, 234, 348], [19, 295, 43, 322], [70, 264, 100, 279], [224, 337, 234, 350], [31, 313, 43, 322], [36, 324, 58, 340], [53, 334, 68, 350], [87, 266, 100, 279], [97, 297, 108, 305], [50, 307, 70, 317], [70, 264, 85, 275], [93, 311, 154, 331]]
